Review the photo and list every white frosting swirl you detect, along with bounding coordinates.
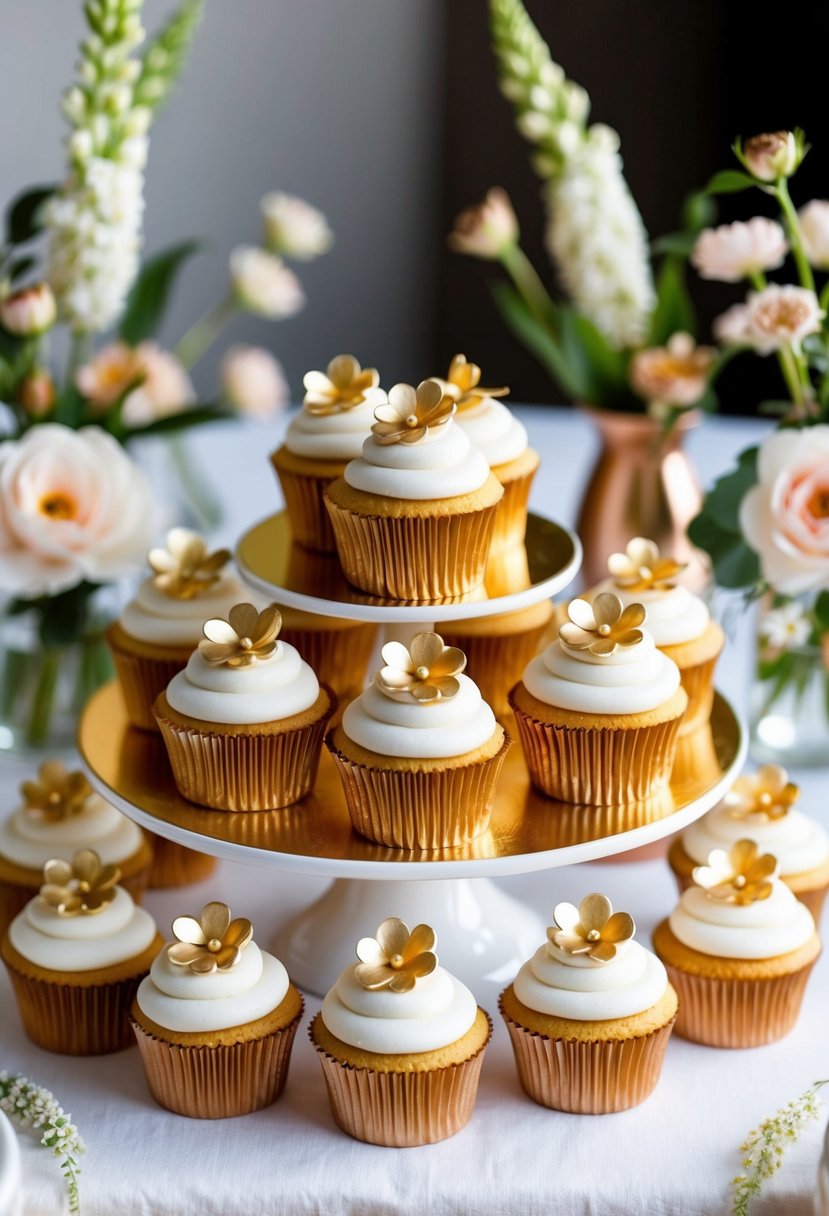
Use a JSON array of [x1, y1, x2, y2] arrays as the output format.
[[523, 631, 680, 715], [453, 398, 528, 467], [120, 574, 247, 646], [668, 880, 815, 959], [341, 675, 496, 759], [344, 421, 490, 500], [0, 796, 143, 871], [283, 399, 378, 461], [514, 938, 669, 1021], [594, 578, 709, 647], [135, 941, 290, 1032], [165, 643, 319, 725], [8, 886, 157, 971], [321, 963, 477, 1053], [682, 802, 829, 877]]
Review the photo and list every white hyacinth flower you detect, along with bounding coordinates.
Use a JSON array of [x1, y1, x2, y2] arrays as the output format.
[[761, 601, 812, 650]]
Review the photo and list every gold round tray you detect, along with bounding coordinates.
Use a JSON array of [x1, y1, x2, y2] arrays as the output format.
[[79, 683, 746, 879]]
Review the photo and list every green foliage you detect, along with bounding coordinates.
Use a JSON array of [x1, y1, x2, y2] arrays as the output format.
[[688, 447, 761, 588], [4, 185, 56, 245], [122, 402, 233, 440], [704, 169, 758, 195], [649, 257, 696, 345], [134, 0, 205, 112], [815, 590, 829, 632], [651, 232, 698, 257], [119, 240, 203, 345]]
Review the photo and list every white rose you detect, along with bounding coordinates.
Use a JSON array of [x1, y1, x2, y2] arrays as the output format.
[[713, 303, 751, 346], [740, 426, 829, 594], [691, 219, 787, 283], [798, 200, 829, 270], [229, 247, 305, 319], [745, 285, 824, 354], [0, 424, 155, 598], [260, 192, 333, 260], [221, 345, 289, 419]]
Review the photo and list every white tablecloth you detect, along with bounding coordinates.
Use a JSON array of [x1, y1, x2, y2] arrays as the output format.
[[3, 407, 828, 1216]]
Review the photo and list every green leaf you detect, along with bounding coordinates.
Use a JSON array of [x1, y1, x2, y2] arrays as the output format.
[[687, 446, 761, 588], [682, 190, 716, 233], [122, 403, 233, 439], [119, 240, 203, 345], [558, 307, 637, 409], [815, 590, 829, 632], [37, 581, 98, 648], [703, 169, 758, 196], [9, 254, 37, 282], [5, 185, 57, 245], [651, 232, 698, 258], [491, 281, 582, 399], [649, 257, 696, 345]]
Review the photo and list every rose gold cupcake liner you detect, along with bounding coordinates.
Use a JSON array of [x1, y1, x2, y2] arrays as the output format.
[[490, 466, 536, 553], [272, 460, 338, 552], [499, 998, 675, 1113], [131, 1002, 303, 1118], [677, 654, 718, 735], [107, 625, 190, 732], [310, 1014, 492, 1146], [326, 733, 511, 850], [145, 833, 218, 889], [280, 621, 378, 705], [324, 494, 499, 601], [441, 623, 552, 717], [663, 960, 817, 1048], [509, 692, 682, 805]]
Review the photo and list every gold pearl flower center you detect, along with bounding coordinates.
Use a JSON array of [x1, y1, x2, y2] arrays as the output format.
[[239, 637, 253, 650], [390, 953, 405, 969], [405, 414, 419, 427], [48, 792, 61, 805], [734, 875, 747, 889], [208, 938, 222, 952], [758, 792, 772, 808], [415, 665, 430, 680], [586, 928, 601, 941], [597, 624, 611, 636]]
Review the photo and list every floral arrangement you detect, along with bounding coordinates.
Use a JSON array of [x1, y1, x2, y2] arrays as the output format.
[[0, 1071, 84, 1214], [732, 1078, 827, 1215]]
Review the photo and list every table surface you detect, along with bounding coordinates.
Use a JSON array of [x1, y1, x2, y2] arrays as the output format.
[[3, 406, 828, 1216]]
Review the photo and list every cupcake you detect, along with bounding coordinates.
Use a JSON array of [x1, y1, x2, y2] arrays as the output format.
[[0, 759, 151, 932], [107, 527, 246, 731], [1, 848, 162, 1055], [131, 900, 303, 1118], [438, 354, 539, 552], [154, 602, 335, 811], [326, 631, 509, 849], [653, 838, 820, 1047], [271, 354, 385, 552], [500, 892, 677, 1113], [442, 599, 555, 717], [595, 537, 724, 733], [324, 379, 503, 600], [278, 606, 378, 706], [668, 765, 829, 920], [310, 917, 491, 1146], [509, 592, 687, 804]]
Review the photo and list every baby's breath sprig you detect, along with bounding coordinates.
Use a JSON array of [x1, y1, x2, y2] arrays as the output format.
[[0, 1071, 85, 1216], [732, 1079, 828, 1215]]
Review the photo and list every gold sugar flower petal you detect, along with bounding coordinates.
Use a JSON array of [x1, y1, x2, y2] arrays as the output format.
[[303, 354, 382, 415], [371, 379, 456, 446], [692, 839, 777, 905], [355, 918, 438, 993], [439, 353, 509, 413], [38, 848, 121, 918], [607, 537, 687, 592], [559, 593, 646, 657], [726, 764, 800, 822], [548, 893, 635, 963], [148, 527, 231, 600], [375, 631, 466, 703], [167, 901, 254, 974], [21, 759, 91, 822], [199, 603, 282, 668]]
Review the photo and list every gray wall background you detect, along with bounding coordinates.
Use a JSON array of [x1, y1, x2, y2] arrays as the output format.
[[1, 1, 445, 400]]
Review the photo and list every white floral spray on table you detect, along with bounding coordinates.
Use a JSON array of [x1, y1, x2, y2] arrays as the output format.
[[731, 1079, 828, 1215], [0, 1072, 85, 1215]]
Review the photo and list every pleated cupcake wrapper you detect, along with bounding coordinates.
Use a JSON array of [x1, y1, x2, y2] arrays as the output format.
[[676, 653, 718, 735], [441, 623, 552, 717], [155, 695, 335, 811], [4, 959, 144, 1055], [490, 465, 536, 553], [131, 1002, 303, 1118], [145, 833, 218, 889], [107, 627, 190, 732], [280, 621, 378, 704], [272, 459, 338, 553], [663, 960, 817, 1048], [509, 692, 682, 806], [326, 733, 511, 850], [324, 494, 499, 601], [499, 999, 674, 1114], [310, 1014, 492, 1147]]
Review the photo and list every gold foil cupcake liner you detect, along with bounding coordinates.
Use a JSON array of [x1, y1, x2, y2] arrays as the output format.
[[790, 885, 829, 921], [326, 733, 511, 850], [499, 999, 675, 1114], [145, 833, 218, 889], [310, 1013, 492, 1147], [280, 620, 378, 705], [107, 624, 191, 732], [324, 494, 499, 601], [509, 691, 682, 805], [441, 622, 552, 717], [663, 960, 817, 1048], [490, 464, 536, 553], [677, 654, 719, 735], [272, 456, 338, 552], [131, 1001, 303, 1118]]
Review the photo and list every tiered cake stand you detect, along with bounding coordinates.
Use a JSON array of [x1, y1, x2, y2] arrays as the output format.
[[79, 511, 746, 996]]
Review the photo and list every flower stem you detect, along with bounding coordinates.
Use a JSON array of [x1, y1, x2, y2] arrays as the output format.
[[776, 179, 815, 293], [27, 650, 61, 748], [168, 435, 222, 530], [499, 242, 558, 328], [174, 295, 236, 370]]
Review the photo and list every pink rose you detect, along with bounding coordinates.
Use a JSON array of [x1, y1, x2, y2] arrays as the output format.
[[220, 345, 289, 419]]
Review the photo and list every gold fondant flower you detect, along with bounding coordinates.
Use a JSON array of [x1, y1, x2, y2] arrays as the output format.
[[725, 764, 799, 822], [375, 632, 466, 703], [371, 379, 455, 445], [440, 353, 509, 413], [607, 537, 687, 592], [148, 527, 231, 600], [355, 918, 437, 992], [21, 760, 91, 822], [559, 593, 646, 657], [39, 849, 120, 917], [692, 839, 776, 905], [199, 603, 281, 668], [549, 893, 635, 963], [302, 354, 382, 415], [168, 901, 253, 973]]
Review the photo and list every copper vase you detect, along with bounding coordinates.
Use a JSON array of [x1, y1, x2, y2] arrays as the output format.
[[575, 407, 706, 590]]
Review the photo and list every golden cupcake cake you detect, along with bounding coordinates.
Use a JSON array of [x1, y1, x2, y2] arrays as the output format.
[[326, 632, 509, 849], [0, 760, 151, 932], [668, 765, 829, 920], [271, 354, 385, 551], [500, 892, 676, 1113], [510, 592, 687, 804], [442, 599, 555, 717], [277, 606, 378, 707], [154, 602, 335, 811], [1, 848, 162, 1055], [653, 839, 820, 1047], [131, 901, 303, 1118], [310, 917, 491, 1146], [324, 379, 503, 600]]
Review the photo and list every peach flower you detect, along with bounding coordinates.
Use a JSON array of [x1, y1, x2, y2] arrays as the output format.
[[713, 304, 751, 347], [742, 131, 800, 182], [76, 341, 196, 427], [220, 345, 289, 419], [691, 218, 787, 283], [745, 285, 824, 354], [229, 247, 305, 318], [629, 332, 714, 407], [260, 193, 333, 260], [448, 187, 519, 259], [798, 200, 829, 271], [0, 283, 56, 336]]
